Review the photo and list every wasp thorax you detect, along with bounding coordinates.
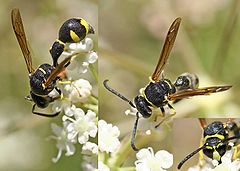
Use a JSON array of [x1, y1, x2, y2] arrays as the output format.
[[30, 64, 56, 96], [144, 79, 176, 107]]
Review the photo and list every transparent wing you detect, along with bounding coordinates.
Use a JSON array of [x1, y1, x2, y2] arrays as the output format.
[[11, 8, 34, 73], [151, 17, 181, 81], [168, 85, 232, 101], [44, 53, 79, 87]]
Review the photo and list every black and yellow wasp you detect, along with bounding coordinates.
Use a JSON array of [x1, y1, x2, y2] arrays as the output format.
[[178, 119, 240, 169], [103, 17, 232, 151], [11, 9, 78, 117]]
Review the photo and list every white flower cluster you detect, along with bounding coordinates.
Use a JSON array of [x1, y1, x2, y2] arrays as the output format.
[[98, 119, 173, 171], [47, 37, 98, 169], [98, 119, 121, 153]]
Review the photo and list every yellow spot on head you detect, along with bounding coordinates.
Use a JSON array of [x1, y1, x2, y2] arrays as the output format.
[[70, 30, 80, 42]]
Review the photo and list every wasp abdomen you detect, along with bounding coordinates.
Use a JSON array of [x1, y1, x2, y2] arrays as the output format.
[[50, 18, 94, 66], [174, 73, 199, 90], [50, 40, 65, 67], [59, 18, 93, 43]]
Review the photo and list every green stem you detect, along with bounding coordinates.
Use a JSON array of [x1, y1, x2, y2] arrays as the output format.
[[117, 167, 135, 171], [88, 63, 98, 82], [104, 152, 110, 164], [83, 104, 98, 114], [90, 95, 98, 105]]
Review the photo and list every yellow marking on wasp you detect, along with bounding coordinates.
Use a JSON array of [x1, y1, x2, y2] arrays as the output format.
[[42, 83, 46, 90], [60, 93, 64, 99], [80, 18, 89, 34], [149, 76, 155, 83], [204, 134, 225, 141], [164, 80, 172, 90], [39, 68, 46, 74], [56, 39, 65, 45], [70, 30, 80, 42], [213, 150, 221, 161], [58, 81, 72, 84], [141, 87, 158, 108]]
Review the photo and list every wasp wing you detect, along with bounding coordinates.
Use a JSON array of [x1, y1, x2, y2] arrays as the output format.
[[11, 8, 34, 74], [44, 53, 78, 87], [151, 17, 181, 81], [168, 85, 232, 101], [198, 118, 207, 129]]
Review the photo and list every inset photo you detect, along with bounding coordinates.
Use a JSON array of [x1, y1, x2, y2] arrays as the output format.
[[173, 118, 240, 170]]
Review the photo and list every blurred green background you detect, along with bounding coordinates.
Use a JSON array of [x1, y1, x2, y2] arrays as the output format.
[[0, 0, 97, 171], [99, 0, 240, 169]]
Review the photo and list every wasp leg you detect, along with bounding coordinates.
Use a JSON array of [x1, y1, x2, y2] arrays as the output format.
[[131, 112, 140, 151], [153, 106, 165, 122], [155, 104, 176, 128], [32, 104, 60, 117], [232, 144, 240, 160]]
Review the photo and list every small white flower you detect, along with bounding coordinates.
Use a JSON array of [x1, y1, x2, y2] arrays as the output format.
[[48, 122, 76, 163], [82, 142, 98, 155], [125, 106, 139, 116], [67, 38, 94, 53], [98, 161, 110, 171], [51, 99, 72, 115], [63, 109, 97, 144], [135, 147, 173, 171], [86, 51, 98, 64], [66, 79, 92, 103], [98, 120, 120, 153]]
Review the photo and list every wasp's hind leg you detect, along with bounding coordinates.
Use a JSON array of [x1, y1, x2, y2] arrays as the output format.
[[155, 104, 176, 128]]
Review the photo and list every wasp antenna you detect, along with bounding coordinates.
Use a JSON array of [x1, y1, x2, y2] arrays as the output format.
[[103, 79, 135, 108], [178, 145, 206, 169], [131, 112, 140, 151]]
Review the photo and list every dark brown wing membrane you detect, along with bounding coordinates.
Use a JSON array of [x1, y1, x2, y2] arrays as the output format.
[[44, 53, 79, 87], [11, 8, 34, 73], [168, 85, 232, 101], [151, 17, 181, 81], [198, 118, 207, 129]]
